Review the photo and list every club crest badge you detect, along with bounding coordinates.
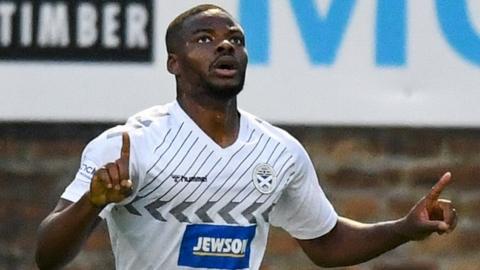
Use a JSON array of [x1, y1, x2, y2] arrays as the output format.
[[252, 163, 276, 194]]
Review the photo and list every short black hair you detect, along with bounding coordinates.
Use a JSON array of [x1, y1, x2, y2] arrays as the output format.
[[165, 4, 230, 53]]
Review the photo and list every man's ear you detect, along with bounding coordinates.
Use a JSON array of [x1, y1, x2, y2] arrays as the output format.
[[167, 54, 180, 75]]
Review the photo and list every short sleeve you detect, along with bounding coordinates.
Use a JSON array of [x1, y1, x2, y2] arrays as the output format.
[[61, 126, 141, 216], [269, 144, 338, 240]]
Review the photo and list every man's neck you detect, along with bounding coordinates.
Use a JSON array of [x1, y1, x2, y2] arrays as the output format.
[[177, 95, 240, 148]]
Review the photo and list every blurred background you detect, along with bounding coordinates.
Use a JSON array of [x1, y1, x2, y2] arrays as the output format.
[[1, 0, 479, 269]]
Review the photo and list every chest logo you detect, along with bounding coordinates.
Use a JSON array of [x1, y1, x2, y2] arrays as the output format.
[[252, 163, 276, 194], [178, 224, 256, 269]]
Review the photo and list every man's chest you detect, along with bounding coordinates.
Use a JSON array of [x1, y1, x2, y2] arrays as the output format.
[[122, 134, 296, 226]]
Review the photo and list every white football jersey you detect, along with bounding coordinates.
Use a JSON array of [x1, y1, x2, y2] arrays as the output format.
[[62, 101, 338, 270]]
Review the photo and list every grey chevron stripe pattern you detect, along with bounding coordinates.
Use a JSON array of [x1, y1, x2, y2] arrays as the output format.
[[174, 200, 268, 224], [124, 203, 141, 216], [139, 195, 275, 224], [122, 121, 296, 226], [195, 201, 215, 223], [139, 197, 273, 224], [262, 204, 275, 222], [169, 202, 194, 223], [218, 202, 241, 224], [191, 132, 263, 223], [144, 199, 168, 221], [241, 202, 263, 223]]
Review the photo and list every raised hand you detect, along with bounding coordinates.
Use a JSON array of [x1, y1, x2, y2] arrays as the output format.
[[88, 132, 133, 207], [398, 172, 457, 241]]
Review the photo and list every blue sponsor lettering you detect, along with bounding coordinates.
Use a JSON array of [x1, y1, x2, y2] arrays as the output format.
[[435, 0, 480, 66], [376, 0, 407, 66], [240, 0, 269, 65], [288, 0, 356, 65], [239, 0, 480, 66], [240, 0, 355, 65]]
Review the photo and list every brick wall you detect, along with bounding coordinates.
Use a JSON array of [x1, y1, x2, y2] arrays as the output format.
[[1, 124, 478, 270]]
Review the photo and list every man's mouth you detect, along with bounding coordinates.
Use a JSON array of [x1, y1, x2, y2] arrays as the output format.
[[212, 57, 239, 78]]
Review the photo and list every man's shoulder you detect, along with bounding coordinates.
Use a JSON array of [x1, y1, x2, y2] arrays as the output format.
[[83, 103, 176, 156], [126, 103, 174, 128], [119, 102, 182, 140]]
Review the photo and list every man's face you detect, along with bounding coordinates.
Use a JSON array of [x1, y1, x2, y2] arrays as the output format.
[[175, 9, 248, 99]]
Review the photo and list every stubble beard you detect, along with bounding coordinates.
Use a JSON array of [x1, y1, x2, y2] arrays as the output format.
[[203, 73, 246, 101]]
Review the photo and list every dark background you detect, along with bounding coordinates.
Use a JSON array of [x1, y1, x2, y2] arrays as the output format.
[[1, 123, 479, 270]]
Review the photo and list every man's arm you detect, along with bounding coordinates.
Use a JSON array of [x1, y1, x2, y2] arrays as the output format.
[[35, 196, 103, 269], [35, 133, 133, 269], [297, 172, 457, 267]]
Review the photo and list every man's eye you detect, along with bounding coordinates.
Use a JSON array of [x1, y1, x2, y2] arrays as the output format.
[[230, 37, 244, 45], [197, 36, 212, 44]]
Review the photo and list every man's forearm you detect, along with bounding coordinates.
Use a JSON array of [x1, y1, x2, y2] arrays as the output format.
[[298, 216, 410, 267], [35, 193, 103, 269]]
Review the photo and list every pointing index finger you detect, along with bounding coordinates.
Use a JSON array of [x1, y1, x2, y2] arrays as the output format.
[[121, 132, 130, 161], [117, 132, 131, 181], [426, 172, 452, 210]]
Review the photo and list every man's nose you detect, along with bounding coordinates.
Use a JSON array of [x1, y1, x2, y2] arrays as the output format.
[[216, 39, 234, 54]]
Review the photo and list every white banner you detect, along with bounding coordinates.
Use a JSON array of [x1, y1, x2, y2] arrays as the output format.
[[1, 0, 480, 126]]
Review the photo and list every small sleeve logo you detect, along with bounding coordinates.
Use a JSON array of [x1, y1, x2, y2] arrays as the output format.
[[77, 160, 97, 180]]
